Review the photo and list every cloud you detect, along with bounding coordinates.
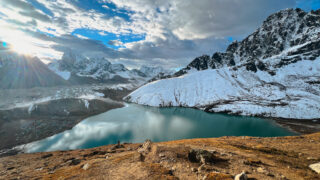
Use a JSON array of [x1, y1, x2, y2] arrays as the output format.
[[0, 0, 51, 23], [0, 0, 298, 68], [108, 40, 123, 46], [106, 0, 295, 67]]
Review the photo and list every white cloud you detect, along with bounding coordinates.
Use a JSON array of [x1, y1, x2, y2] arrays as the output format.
[[102, 5, 110, 9], [0, 0, 296, 68]]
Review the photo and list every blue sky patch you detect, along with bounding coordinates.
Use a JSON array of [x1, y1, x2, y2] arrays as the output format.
[[296, 0, 320, 11], [71, 0, 132, 21], [72, 28, 145, 49], [37, 29, 55, 38], [26, 0, 54, 17]]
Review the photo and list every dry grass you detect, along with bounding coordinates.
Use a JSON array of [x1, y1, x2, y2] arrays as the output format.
[[1, 133, 319, 180]]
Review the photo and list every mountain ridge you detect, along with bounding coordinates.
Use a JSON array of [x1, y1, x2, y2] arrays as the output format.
[[126, 8, 320, 119], [49, 51, 173, 86], [0, 51, 68, 89], [174, 8, 320, 77]]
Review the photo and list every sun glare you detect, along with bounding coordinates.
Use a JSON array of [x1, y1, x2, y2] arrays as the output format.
[[10, 40, 39, 56], [0, 22, 45, 57]]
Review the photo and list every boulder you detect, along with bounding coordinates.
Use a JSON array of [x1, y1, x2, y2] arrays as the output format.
[[234, 171, 248, 180], [309, 162, 320, 174], [138, 139, 152, 154], [82, 163, 90, 170], [188, 149, 216, 164]]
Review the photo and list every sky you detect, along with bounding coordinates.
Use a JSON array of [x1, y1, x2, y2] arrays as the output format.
[[0, 0, 319, 69]]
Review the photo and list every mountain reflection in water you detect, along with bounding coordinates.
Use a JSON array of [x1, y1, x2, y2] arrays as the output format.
[[22, 104, 296, 153]]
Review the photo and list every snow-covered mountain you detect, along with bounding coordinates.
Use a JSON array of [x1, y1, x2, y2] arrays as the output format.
[[126, 8, 320, 119], [0, 51, 68, 89], [49, 51, 171, 85], [139, 65, 174, 78]]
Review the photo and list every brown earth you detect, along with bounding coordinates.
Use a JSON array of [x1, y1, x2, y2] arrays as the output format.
[[1, 133, 320, 180]]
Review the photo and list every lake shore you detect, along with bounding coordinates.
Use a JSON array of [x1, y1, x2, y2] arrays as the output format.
[[273, 118, 320, 135], [0, 98, 124, 153], [1, 132, 319, 179]]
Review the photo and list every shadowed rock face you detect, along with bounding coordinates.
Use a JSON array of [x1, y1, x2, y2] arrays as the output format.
[[0, 53, 68, 89], [174, 8, 320, 77]]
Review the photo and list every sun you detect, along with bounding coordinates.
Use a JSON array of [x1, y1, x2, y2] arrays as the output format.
[[10, 40, 39, 56], [0, 25, 41, 56]]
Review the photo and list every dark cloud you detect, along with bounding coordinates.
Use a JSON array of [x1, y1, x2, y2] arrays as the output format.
[[108, 40, 123, 46], [19, 10, 51, 22], [2, 0, 51, 22]]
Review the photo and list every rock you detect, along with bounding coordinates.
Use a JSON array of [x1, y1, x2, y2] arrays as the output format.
[[307, 157, 317, 160], [191, 167, 197, 172], [35, 167, 43, 171], [107, 149, 116, 153], [159, 153, 165, 158], [245, 62, 257, 72], [234, 171, 248, 180], [6, 167, 14, 170], [257, 167, 264, 173], [138, 139, 152, 154], [188, 149, 216, 164], [139, 153, 145, 162], [198, 164, 206, 173], [41, 153, 53, 159], [69, 159, 81, 166], [111, 140, 125, 150], [82, 163, 90, 170], [309, 162, 320, 174], [203, 172, 233, 180], [171, 166, 176, 171], [257, 167, 269, 174], [280, 174, 287, 179]]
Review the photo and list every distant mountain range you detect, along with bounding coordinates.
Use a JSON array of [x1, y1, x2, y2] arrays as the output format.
[[126, 8, 320, 119], [0, 50, 173, 89]]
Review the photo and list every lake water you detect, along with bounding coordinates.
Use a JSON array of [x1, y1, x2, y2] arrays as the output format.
[[22, 104, 296, 153]]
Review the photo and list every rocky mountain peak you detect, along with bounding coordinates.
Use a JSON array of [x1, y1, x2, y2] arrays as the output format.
[[175, 8, 320, 77]]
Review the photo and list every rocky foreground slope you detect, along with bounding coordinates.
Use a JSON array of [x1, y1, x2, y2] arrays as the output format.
[[126, 8, 320, 119], [1, 133, 319, 179]]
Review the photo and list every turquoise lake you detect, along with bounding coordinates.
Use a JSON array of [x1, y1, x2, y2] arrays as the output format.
[[23, 104, 296, 153]]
